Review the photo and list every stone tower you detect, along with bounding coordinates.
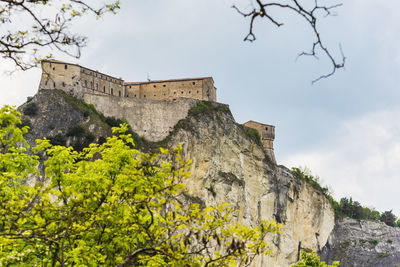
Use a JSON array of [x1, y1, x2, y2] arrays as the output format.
[[243, 120, 276, 163]]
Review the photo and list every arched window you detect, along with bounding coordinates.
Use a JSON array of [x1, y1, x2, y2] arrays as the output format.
[[103, 86, 106, 93]]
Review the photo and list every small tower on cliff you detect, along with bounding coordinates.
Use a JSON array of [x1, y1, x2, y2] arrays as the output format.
[[243, 120, 276, 164]]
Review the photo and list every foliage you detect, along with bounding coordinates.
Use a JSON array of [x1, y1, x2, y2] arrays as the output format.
[[245, 127, 261, 145], [0, 0, 120, 70], [381, 210, 396, 227], [105, 116, 125, 128], [188, 101, 230, 116], [0, 106, 282, 266], [23, 102, 38, 116], [66, 125, 86, 137], [292, 167, 400, 226], [47, 133, 67, 146], [291, 251, 339, 267], [291, 167, 329, 196]]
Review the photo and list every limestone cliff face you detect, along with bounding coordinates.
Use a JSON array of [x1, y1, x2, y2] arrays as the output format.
[[322, 218, 400, 266], [161, 105, 335, 266], [19, 90, 336, 266]]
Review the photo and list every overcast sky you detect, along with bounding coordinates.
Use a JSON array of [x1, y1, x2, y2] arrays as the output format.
[[1, 0, 400, 216]]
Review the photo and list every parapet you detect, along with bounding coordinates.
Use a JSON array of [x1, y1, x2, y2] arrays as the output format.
[[243, 120, 276, 163]]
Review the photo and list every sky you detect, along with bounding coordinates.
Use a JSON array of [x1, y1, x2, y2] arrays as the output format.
[[1, 0, 400, 215]]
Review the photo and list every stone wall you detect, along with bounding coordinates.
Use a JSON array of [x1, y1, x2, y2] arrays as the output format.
[[39, 60, 124, 99], [83, 93, 199, 142], [124, 77, 216, 102]]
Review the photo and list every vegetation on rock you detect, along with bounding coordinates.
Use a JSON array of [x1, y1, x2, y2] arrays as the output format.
[[291, 251, 339, 267], [292, 167, 400, 227]]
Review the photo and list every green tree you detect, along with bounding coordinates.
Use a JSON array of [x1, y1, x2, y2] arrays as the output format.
[[292, 251, 339, 267], [0, 0, 120, 70], [381, 210, 397, 227], [0, 105, 281, 266]]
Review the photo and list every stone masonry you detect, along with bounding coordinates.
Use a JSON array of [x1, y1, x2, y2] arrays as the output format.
[[38, 59, 276, 161]]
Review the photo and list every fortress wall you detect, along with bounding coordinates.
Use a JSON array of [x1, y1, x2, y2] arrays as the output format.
[[40, 62, 82, 98], [83, 93, 198, 142]]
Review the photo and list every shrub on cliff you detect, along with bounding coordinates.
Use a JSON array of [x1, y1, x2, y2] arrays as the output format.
[[0, 105, 282, 266], [292, 251, 339, 267], [22, 102, 38, 116]]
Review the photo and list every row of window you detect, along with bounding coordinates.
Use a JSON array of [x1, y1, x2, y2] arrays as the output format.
[[81, 70, 122, 84], [125, 81, 197, 89]]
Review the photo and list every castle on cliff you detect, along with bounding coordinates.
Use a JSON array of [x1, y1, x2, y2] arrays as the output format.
[[39, 59, 276, 163]]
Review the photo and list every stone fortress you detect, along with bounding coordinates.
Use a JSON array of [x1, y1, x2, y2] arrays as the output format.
[[39, 59, 276, 162]]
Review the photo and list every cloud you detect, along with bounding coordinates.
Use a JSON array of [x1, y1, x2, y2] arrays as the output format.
[[282, 107, 400, 216], [0, 61, 40, 107]]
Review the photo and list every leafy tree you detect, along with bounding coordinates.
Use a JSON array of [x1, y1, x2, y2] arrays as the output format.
[[0, 105, 282, 266], [381, 210, 397, 227], [0, 0, 120, 70], [291, 251, 339, 267]]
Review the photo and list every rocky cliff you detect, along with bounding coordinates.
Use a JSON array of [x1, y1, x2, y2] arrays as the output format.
[[322, 218, 400, 266], [18, 89, 400, 266]]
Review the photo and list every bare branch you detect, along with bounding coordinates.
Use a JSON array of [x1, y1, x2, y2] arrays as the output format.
[[233, 0, 345, 83], [0, 0, 120, 71]]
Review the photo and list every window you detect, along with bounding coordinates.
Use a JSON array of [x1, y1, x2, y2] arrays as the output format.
[[189, 91, 191, 94], [62, 82, 65, 87], [111, 88, 113, 95], [134, 94, 137, 98], [153, 85, 156, 88], [181, 91, 184, 94], [196, 90, 199, 94], [119, 91, 121, 97], [53, 82, 56, 87], [265, 127, 268, 131], [53, 67, 55, 71], [103, 86, 106, 93], [144, 94, 146, 98], [193, 82, 196, 85], [163, 84, 166, 87], [130, 85, 132, 88], [90, 81, 93, 89], [84, 80, 87, 87], [96, 83, 98, 90], [127, 94, 129, 97], [154, 94, 156, 97], [174, 91, 176, 95], [64, 65, 68, 70]]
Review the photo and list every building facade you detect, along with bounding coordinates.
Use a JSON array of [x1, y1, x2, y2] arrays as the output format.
[[39, 60, 216, 102], [243, 120, 276, 163]]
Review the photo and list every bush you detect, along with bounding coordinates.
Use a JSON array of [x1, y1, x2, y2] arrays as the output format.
[[47, 134, 66, 146], [245, 127, 261, 144], [17, 118, 32, 129], [67, 125, 86, 137], [98, 136, 107, 145], [23, 102, 38, 116], [381, 210, 396, 226], [105, 116, 124, 128], [369, 239, 379, 246]]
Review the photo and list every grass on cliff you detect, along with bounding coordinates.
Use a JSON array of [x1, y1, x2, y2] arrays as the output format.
[[57, 90, 108, 126]]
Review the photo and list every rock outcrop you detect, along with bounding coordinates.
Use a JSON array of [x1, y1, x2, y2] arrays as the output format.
[[322, 217, 400, 266], [18, 89, 400, 266]]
